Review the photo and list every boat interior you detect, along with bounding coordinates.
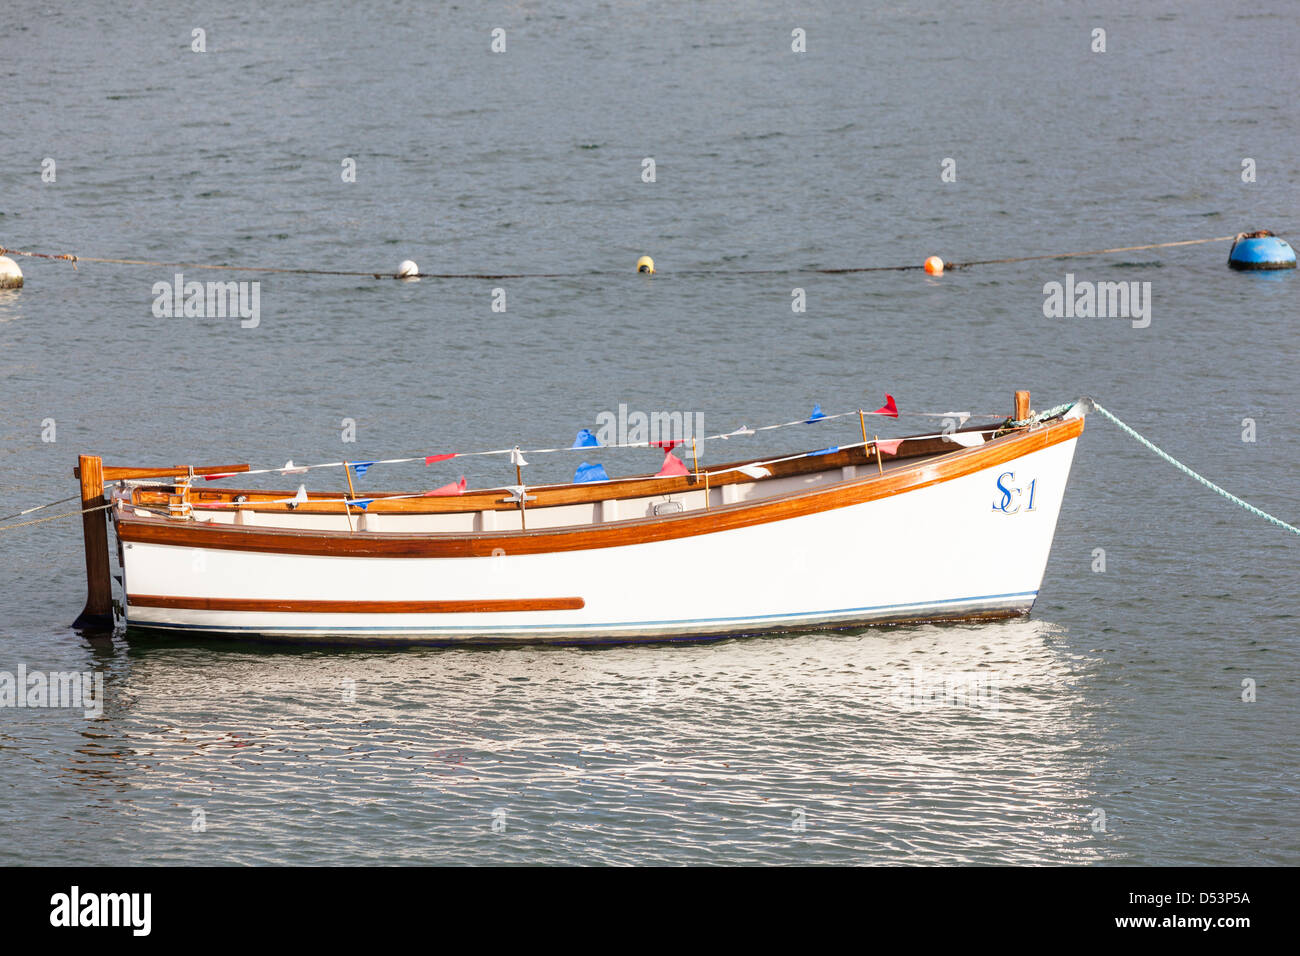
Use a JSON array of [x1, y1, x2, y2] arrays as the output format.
[[112, 418, 1025, 535]]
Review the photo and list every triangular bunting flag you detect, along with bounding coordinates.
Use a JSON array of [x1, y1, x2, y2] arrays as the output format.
[[572, 429, 600, 448], [268, 486, 310, 505], [424, 453, 456, 466], [736, 464, 771, 479], [573, 462, 609, 483], [656, 450, 689, 476], [424, 477, 468, 496], [280, 460, 308, 475], [351, 461, 376, 476], [806, 403, 827, 423], [870, 395, 898, 417], [510, 447, 528, 467], [876, 439, 904, 456]]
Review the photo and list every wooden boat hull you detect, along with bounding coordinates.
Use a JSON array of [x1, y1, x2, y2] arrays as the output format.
[[114, 418, 1082, 644]]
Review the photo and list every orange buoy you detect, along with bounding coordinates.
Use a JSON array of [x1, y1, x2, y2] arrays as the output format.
[[924, 256, 944, 276]]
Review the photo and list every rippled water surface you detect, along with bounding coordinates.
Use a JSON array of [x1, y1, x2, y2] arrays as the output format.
[[1, 1, 1296, 865]]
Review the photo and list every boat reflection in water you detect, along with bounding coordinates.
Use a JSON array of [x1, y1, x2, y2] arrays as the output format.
[[48, 615, 1111, 865]]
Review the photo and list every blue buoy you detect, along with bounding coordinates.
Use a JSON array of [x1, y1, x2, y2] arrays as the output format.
[[1228, 231, 1296, 271]]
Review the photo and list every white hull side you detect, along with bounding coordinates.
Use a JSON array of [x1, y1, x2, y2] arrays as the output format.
[[120, 437, 1079, 643]]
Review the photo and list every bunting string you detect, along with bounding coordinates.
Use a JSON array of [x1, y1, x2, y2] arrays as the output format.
[[181, 425, 1012, 509], [183, 398, 999, 485], [0, 398, 1024, 524], [8, 396, 1294, 547]]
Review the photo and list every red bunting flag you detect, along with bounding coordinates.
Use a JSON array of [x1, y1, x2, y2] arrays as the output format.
[[650, 439, 680, 450], [424, 453, 456, 465], [203, 473, 236, 481], [871, 394, 898, 417], [424, 477, 467, 496], [876, 438, 904, 456], [656, 450, 689, 476]]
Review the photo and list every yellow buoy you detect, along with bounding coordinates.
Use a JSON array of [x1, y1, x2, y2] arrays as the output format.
[[924, 256, 944, 276], [0, 255, 23, 289], [636, 255, 655, 274]]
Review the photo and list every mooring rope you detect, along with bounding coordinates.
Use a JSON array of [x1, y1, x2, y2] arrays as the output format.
[[0, 501, 112, 533], [1009, 401, 1078, 428], [0, 234, 1240, 280], [1088, 401, 1299, 536], [0, 492, 81, 523]]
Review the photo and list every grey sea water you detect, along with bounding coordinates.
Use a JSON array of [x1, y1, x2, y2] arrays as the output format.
[[0, 1, 1296, 865]]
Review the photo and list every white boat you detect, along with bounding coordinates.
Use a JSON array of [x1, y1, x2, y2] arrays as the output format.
[[77, 391, 1087, 644]]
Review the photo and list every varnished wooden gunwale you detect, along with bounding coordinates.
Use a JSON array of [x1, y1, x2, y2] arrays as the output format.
[[127, 595, 585, 613], [129, 423, 1004, 515], [115, 415, 1083, 558], [77, 463, 251, 481]]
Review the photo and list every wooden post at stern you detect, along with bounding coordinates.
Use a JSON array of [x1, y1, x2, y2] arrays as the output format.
[[72, 454, 113, 630], [1015, 390, 1031, 423]]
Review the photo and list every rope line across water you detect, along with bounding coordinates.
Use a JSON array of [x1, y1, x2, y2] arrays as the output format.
[[0, 235, 1239, 281], [952, 235, 1238, 268]]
